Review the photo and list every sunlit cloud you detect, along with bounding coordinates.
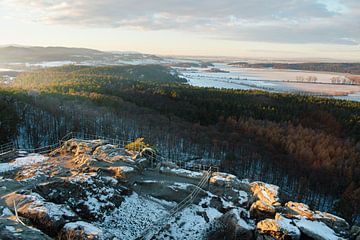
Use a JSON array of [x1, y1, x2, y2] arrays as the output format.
[[1, 0, 359, 45]]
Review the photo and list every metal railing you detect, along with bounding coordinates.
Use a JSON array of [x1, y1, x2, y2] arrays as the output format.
[[59, 132, 134, 148], [17, 143, 62, 155], [0, 142, 16, 155], [139, 167, 213, 240], [1, 132, 220, 171]]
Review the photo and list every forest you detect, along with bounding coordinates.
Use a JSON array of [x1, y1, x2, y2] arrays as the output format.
[[0, 64, 359, 223], [229, 62, 360, 75]]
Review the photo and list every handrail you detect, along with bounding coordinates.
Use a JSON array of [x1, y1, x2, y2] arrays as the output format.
[[138, 167, 213, 240], [1, 132, 220, 171], [0, 142, 16, 156], [2, 133, 219, 239]]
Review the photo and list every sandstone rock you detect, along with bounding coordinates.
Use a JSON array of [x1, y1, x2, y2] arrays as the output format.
[[256, 214, 300, 240], [285, 202, 314, 219], [350, 226, 360, 240], [133, 180, 207, 204], [285, 201, 349, 237], [314, 211, 350, 236], [4, 192, 78, 236], [60, 139, 105, 157], [59, 221, 105, 240], [34, 174, 130, 221], [250, 200, 276, 221], [160, 166, 204, 180], [0, 218, 52, 240], [250, 182, 280, 206], [294, 217, 345, 240], [107, 166, 137, 178], [209, 172, 241, 188], [219, 208, 255, 240], [92, 144, 137, 164]]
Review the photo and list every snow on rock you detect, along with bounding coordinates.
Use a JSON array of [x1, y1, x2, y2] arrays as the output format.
[[250, 181, 280, 206], [107, 166, 136, 178], [156, 201, 222, 239], [0, 218, 52, 240], [218, 208, 255, 240], [94, 193, 168, 239], [232, 188, 249, 206], [93, 144, 135, 163], [294, 217, 345, 240], [209, 172, 240, 188], [256, 214, 300, 240], [1, 207, 13, 217], [285, 201, 314, 219], [160, 166, 204, 179], [285, 201, 350, 235], [0, 153, 48, 173], [250, 200, 276, 221], [59, 221, 104, 240], [59, 139, 105, 157], [4, 192, 78, 235]]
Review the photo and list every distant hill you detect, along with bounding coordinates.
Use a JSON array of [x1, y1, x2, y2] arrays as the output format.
[[229, 62, 360, 75], [0, 46, 106, 63], [0, 46, 166, 64]]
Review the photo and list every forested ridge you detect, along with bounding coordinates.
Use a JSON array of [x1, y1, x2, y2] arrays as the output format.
[[1, 64, 359, 222], [229, 62, 360, 75]]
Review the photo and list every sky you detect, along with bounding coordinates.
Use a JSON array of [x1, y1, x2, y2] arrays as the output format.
[[0, 0, 359, 60]]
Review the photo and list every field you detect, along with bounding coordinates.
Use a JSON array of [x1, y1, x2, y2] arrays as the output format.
[[179, 63, 360, 101]]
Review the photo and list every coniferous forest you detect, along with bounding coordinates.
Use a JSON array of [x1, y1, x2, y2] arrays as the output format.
[[1, 65, 359, 223]]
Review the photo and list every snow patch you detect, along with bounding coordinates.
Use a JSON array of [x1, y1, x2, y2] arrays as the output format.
[[64, 221, 103, 237], [0, 153, 48, 173], [294, 217, 343, 240]]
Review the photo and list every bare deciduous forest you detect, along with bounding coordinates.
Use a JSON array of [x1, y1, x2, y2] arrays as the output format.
[[1, 65, 359, 223]]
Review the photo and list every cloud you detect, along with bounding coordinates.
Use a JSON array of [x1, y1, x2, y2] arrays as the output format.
[[2, 0, 360, 45]]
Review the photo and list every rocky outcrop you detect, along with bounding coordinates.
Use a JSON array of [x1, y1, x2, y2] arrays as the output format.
[[56, 139, 106, 157], [0, 218, 52, 240], [293, 217, 345, 240], [350, 226, 360, 240], [250, 200, 276, 221], [285, 201, 350, 236], [218, 208, 255, 240], [256, 214, 300, 240], [4, 192, 78, 236], [250, 182, 280, 206], [58, 221, 105, 240], [160, 166, 204, 179], [0, 139, 355, 240], [34, 175, 131, 220]]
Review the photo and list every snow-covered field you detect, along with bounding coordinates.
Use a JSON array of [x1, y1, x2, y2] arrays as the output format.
[[178, 63, 360, 102]]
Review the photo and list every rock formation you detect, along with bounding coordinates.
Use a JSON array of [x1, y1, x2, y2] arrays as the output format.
[[0, 139, 356, 239]]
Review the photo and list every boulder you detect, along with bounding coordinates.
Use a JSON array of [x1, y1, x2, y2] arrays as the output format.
[[34, 174, 130, 221], [314, 211, 350, 236], [59, 221, 105, 240], [0, 218, 52, 240], [285, 201, 350, 236], [133, 180, 207, 204], [160, 166, 204, 180], [60, 139, 105, 157], [209, 172, 241, 188], [256, 214, 300, 240], [250, 200, 276, 221], [350, 226, 360, 240], [4, 192, 78, 236], [107, 166, 137, 179], [250, 182, 280, 206], [285, 202, 314, 219], [294, 217, 345, 240], [219, 208, 255, 240]]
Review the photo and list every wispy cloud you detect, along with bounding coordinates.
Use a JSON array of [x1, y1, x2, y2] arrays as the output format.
[[2, 0, 360, 45]]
